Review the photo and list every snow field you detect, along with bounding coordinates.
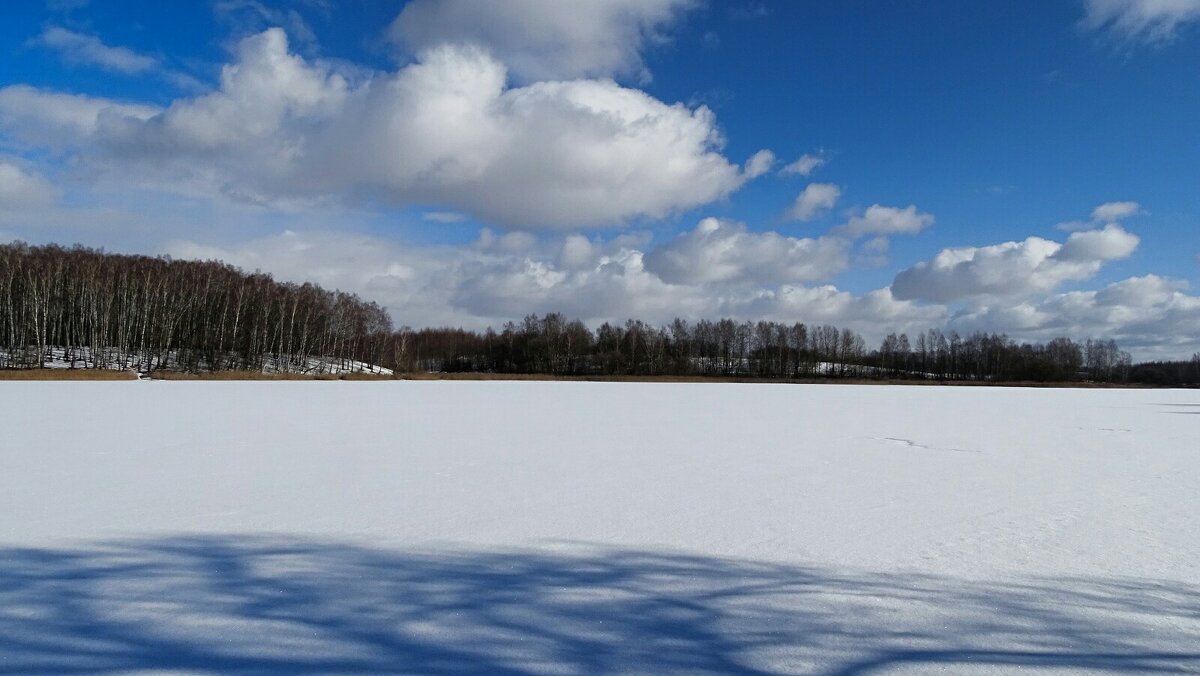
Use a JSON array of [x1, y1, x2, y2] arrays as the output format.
[[1, 382, 1197, 673]]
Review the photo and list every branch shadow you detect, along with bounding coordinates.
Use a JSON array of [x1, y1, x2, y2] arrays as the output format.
[[1, 536, 1198, 674]]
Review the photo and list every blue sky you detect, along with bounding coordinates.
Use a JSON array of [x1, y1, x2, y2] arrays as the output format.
[[1, 0, 1198, 358]]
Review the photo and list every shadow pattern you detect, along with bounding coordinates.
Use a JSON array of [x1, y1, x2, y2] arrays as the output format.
[[1, 536, 1198, 674]]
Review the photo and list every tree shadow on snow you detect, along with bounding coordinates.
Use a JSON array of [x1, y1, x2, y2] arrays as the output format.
[[1, 537, 1198, 674]]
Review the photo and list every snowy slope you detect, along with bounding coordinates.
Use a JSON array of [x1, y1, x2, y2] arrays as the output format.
[[1, 382, 1198, 673]]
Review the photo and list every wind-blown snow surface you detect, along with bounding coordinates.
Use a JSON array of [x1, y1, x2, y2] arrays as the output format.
[[2, 382, 1198, 673]]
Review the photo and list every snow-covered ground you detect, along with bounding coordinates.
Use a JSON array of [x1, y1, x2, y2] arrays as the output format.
[[0, 346, 393, 375], [1, 382, 1198, 673]]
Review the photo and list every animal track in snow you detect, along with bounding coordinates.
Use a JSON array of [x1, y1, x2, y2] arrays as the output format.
[[870, 437, 979, 454]]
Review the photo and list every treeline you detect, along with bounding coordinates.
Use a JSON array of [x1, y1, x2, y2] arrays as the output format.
[[1127, 358, 1200, 387], [395, 313, 1147, 383], [0, 243, 393, 372], [5, 243, 1195, 384]]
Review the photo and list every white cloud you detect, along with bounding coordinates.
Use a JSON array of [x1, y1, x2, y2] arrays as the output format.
[[475, 228, 538, 254], [1057, 223, 1140, 261], [643, 217, 848, 285], [1091, 200, 1142, 222], [0, 163, 60, 209], [554, 231, 650, 271], [951, 275, 1200, 359], [742, 149, 775, 179], [0, 85, 159, 147], [389, 0, 696, 82], [448, 228, 936, 339], [452, 248, 705, 320], [764, 286, 946, 337], [558, 233, 596, 270], [786, 183, 840, 221], [1080, 0, 1200, 44], [165, 230, 472, 329], [856, 235, 891, 268], [1055, 219, 1091, 232], [1059, 200, 1143, 230], [33, 26, 158, 74], [133, 29, 347, 152], [1095, 273, 1185, 306], [161, 226, 933, 343], [422, 211, 467, 223], [891, 225, 1140, 304], [836, 204, 934, 239], [164, 228, 706, 328], [215, 0, 323, 49], [780, 152, 826, 177], [0, 29, 747, 230], [158, 223, 1197, 359]]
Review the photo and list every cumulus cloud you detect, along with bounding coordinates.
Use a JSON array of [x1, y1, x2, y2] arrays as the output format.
[[836, 204, 934, 239], [742, 149, 775, 179], [33, 26, 158, 74], [643, 217, 848, 285], [1057, 223, 1140, 261], [779, 152, 826, 177], [164, 228, 707, 328], [160, 225, 935, 342], [892, 225, 1140, 304], [558, 233, 596, 270], [755, 286, 946, 336], [452, 247, 709, 320], [119, 29, 348, 155], [1059, 200, 1143, 231], [1091, 200, 1142, 222], [1080, 0, 1200, 44], [166, 230, 471, 329], [158, 222, 1199, 359], [389, 0, 696, 82], [786, 183, 840, 221], [0, 85, 159, 147], [0, 163, 60, 209], [1094, 273, 1186, 306], [950, 274, 1200, 359], [474, 228, 538, 254], [0, 29, 747, 229]]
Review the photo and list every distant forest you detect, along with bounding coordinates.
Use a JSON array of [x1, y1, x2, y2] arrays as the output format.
[[401, 315, 1197, 386], [0, 243, 393, 373], [2, 243, 1199, 385]]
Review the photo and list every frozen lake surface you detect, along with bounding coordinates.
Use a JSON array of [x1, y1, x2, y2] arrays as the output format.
[[2, 381, 1198, 673]]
